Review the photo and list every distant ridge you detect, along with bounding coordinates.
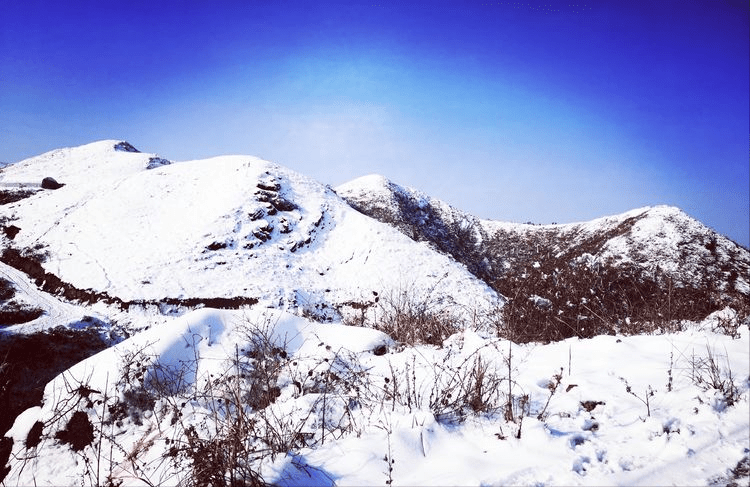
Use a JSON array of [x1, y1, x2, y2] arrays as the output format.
[[338, 175, 750, 340]]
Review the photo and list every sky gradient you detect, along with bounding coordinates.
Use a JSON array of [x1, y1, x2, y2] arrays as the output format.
[[2, 1, 748, 245]]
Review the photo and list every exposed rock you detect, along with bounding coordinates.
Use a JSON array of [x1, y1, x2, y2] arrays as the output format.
[[2, 225, 20, 240], [206, 241, 228, 251], [41, 177, 64, 190], [248, 208, 265, 220], [257, 180, 281, 192], [252, 225, 273, 242], [113, 141, 139, 153], [278, 217, 292, 234], [272, 196, 297, 212], [146, 157, 172, 170], [256, 190, 297, 213]]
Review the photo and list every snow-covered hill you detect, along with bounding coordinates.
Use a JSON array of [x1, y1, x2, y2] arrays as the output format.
[[0, 141, 496, 331], [338, 174, 749, 294], [338, 175, 750, 340], [2, 306, 748, 486]]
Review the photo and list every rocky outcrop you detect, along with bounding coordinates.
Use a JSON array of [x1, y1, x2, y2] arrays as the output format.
[[41, 177, 64, 190], [146, 157, 172, 169], [113, 141, 139, 153]]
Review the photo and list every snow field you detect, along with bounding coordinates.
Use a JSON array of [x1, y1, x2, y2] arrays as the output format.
[[4, 307, 748, 486]]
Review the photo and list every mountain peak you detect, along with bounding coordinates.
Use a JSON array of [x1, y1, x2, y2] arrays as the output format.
[[338, 173, 392, 189], [3, 140, 176, 188], [336, 174, 396, 202]]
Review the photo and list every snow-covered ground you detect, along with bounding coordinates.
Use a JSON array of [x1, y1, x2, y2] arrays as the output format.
[[0, 260, 85, 334], [3, 307, 748, 486]]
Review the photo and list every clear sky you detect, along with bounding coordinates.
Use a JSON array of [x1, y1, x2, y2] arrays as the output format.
[[2, 0, 748, 246]]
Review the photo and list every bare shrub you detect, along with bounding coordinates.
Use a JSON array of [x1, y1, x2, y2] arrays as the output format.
[[160, 315, 373, 484], [487, 255, 733, 343], [165, 357, 268, 487], [690, 345, 742, 408], [432, 354, 506, 420], [619, 377, 656, 418], [536, 368, 563, 421], [706, 307, 747, 339], [371, 337, 528, 433], [354, 276, 462, 346]]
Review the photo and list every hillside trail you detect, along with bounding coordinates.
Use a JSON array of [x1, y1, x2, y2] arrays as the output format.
[[0, 260, 82, 333]]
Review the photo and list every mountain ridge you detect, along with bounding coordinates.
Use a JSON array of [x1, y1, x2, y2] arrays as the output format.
[[0, 140, 747, 340], [337, 172, 750, 340]]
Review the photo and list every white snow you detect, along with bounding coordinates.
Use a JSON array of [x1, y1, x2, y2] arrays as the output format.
[[0, 261, 87, 334], [5, 406, 41, 445], [3, 308, 748, 486]]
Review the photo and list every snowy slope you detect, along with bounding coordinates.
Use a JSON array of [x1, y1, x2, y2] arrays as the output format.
[[0, 142, 497, 327], [0, 260, 85, 334], [338, 175, 749, 294], [3, 307, 748, 486]]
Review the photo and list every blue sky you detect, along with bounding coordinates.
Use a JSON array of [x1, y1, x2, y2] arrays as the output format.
[[2, 1, 748, 245]]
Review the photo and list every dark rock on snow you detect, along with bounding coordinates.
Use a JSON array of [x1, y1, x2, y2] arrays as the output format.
[[146, 157, 172, 170], [41, 177, 64, 190], [113, 141, 139, 153]]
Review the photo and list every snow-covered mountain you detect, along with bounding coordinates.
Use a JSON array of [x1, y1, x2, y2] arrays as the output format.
[[338, 174, 749, 291], [338, 175, 750, 339], [0, 141, 496, 332], [0, 141, 747, 486]]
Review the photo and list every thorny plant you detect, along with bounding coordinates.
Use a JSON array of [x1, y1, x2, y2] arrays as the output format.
[[668, 341, 744, 409], [537, 368, 564, 421], [375, 417, 396, 486], [370, 337, 530, 438]]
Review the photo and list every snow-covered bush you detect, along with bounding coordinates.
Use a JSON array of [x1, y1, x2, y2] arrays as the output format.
[[690, 344, 744, 409]]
